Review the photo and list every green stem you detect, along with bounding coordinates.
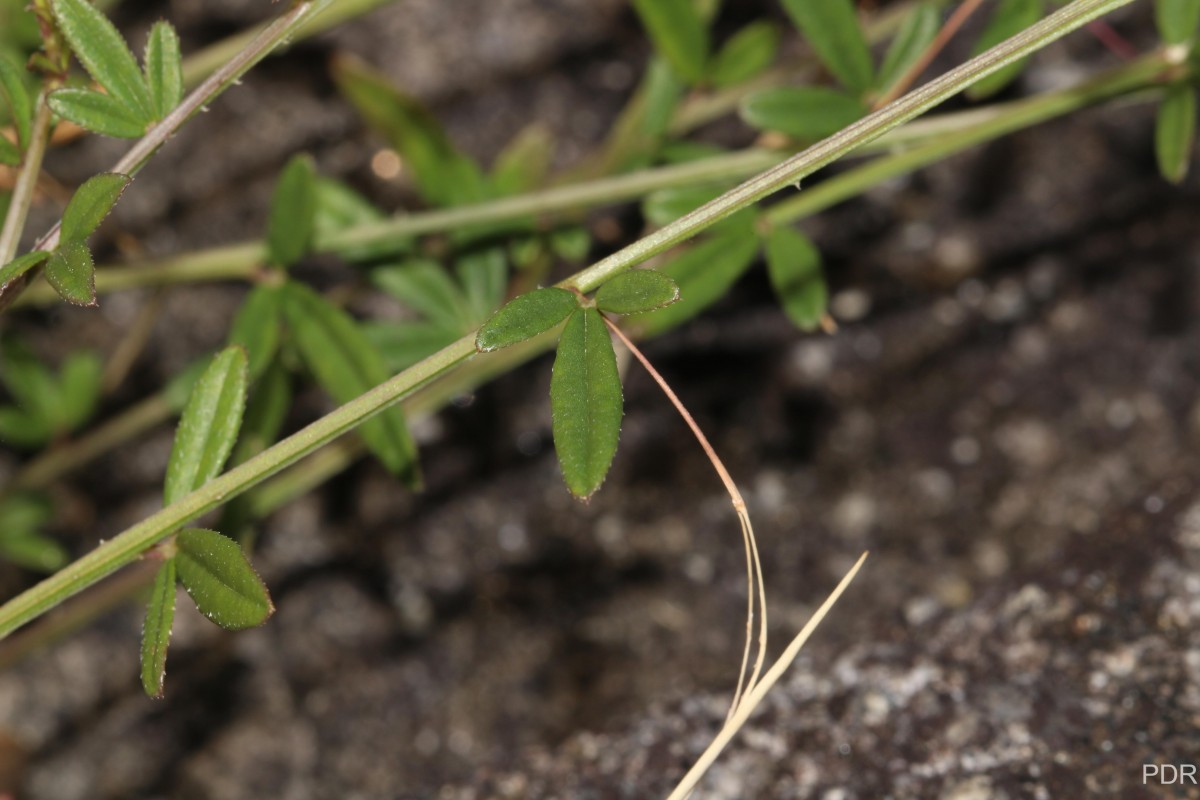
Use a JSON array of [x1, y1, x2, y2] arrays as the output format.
[[766, 53, 1172, 226], [0, 0, 334, 312], [0, 0, 1136, 639], [180, 0, 398, 88], [7, 393, 173, 493], [0, 92, 53, 266]]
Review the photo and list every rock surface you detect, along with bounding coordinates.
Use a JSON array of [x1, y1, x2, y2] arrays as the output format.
[[1, 1, 1198, 799]]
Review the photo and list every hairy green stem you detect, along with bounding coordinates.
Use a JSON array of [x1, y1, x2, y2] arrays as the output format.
[[0, 0, 334, 312], [0, 0, 1136, 639], [0, 93, 53, 266], [180, 0, 397, 87]]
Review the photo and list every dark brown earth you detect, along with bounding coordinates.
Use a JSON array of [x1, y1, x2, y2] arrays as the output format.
[[1, 1, 1198, 798]]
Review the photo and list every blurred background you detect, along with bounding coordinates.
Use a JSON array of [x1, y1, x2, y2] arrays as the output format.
[[0, 0, 1197, 797]]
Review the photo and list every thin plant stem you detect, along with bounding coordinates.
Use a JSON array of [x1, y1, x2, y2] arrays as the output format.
[[665, 552, 868, 800], [0, 0, 335, 312], [0, 93, 53, 267], [874, 0, 988, 109], [6, 393, 173, 493], [0, 0, 1136, 640], [603, 316, 768, 720]]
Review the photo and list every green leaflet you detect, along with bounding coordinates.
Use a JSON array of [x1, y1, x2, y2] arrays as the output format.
[[57, 351, 103, 429], [48, 88, 147, 138], [740, 86, 867, 141], [765, 226, 827, 331], [331, 54, 490, 208], [475, 286, 578, 352], [140, 558, 176, 698], [61, 173, 131, 242], [455, 247, 508, 323], [0, 338, 99, 450], [629, 229, 760, 336], [0, 251, 50, 291], [0, 55, 32, 149], [710, 21, 780, 89], [594, 270, 680, 315], [372, 259, 473, 330], [1157, 0, 1200, 44], [781, 0, 875, 95], [175, 528, 273, 631], [0, 493, 67, 572], [267, 154, 318, 268], [163, 354, 214, 413], [163, 346, 248, 505], [642, 184, 754, 232], [551, 307, 623, 499], [143, 21, 183, 120], [52, 0, 153, 121], [281, 282, 421, 486], [966, 0, 1044, 100], [44, 239, 97, 306], [1156, 83, 1197, 184], [631, 0, 709, 84], [227, 285, 283, 381], [879, 3, 941, 93], [365, 320, 462, 373]]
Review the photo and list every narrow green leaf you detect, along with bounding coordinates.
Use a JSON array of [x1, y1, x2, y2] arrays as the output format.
[[0, 408, 53, 448], [0, 135, 19, 166], [313, 176, 385, 234], [879, 3, 941, 93], [0, 251, 50, 291], [61, 172, 131, 242], [228, 285, 283, 381], [281, 282, 421, 485], [781, 0, 875, 94], [58, 351, 103, 430], [550, 308, 623, 499], [710, 21, 780, 89], [631, 0, 709, 84], [475, 287, 578, 352], [455, 247, 508, 323], [1156, 83, 1196, 184], [595, 270, 680, 315], [140, 558, 175, 698], [175, 528, 273, 631], [1157, 0, 1200, 44], [364, 320, 462, 373], [164, 346, 248, 505], [0, 494, 65, 572], [44, 239, 97, 306], [143, 21, 183, 120], [0, 532, 68, 572], [163, 354, 213, 413], [228, 362, 291, 468], [765, 226, 828, 331], [0, 55, 33, 149], [966, 0, 1044, 100], [0, 337, 60, 419], [52, 0, 153, 119], [331, 54, 490, 207], [48, 88, 147, 138], [629, 230, 760, 336], [371, 259, 472, 330], [492, 123, 554, 196], [740, 86, 867, 141], [267, 154, 317, 268]]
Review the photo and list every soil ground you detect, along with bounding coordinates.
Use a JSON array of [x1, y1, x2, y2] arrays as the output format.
[[0, 2, 1197, 798]]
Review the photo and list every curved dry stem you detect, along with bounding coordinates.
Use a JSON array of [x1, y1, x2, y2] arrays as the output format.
[[602, 315, 768, 721]]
